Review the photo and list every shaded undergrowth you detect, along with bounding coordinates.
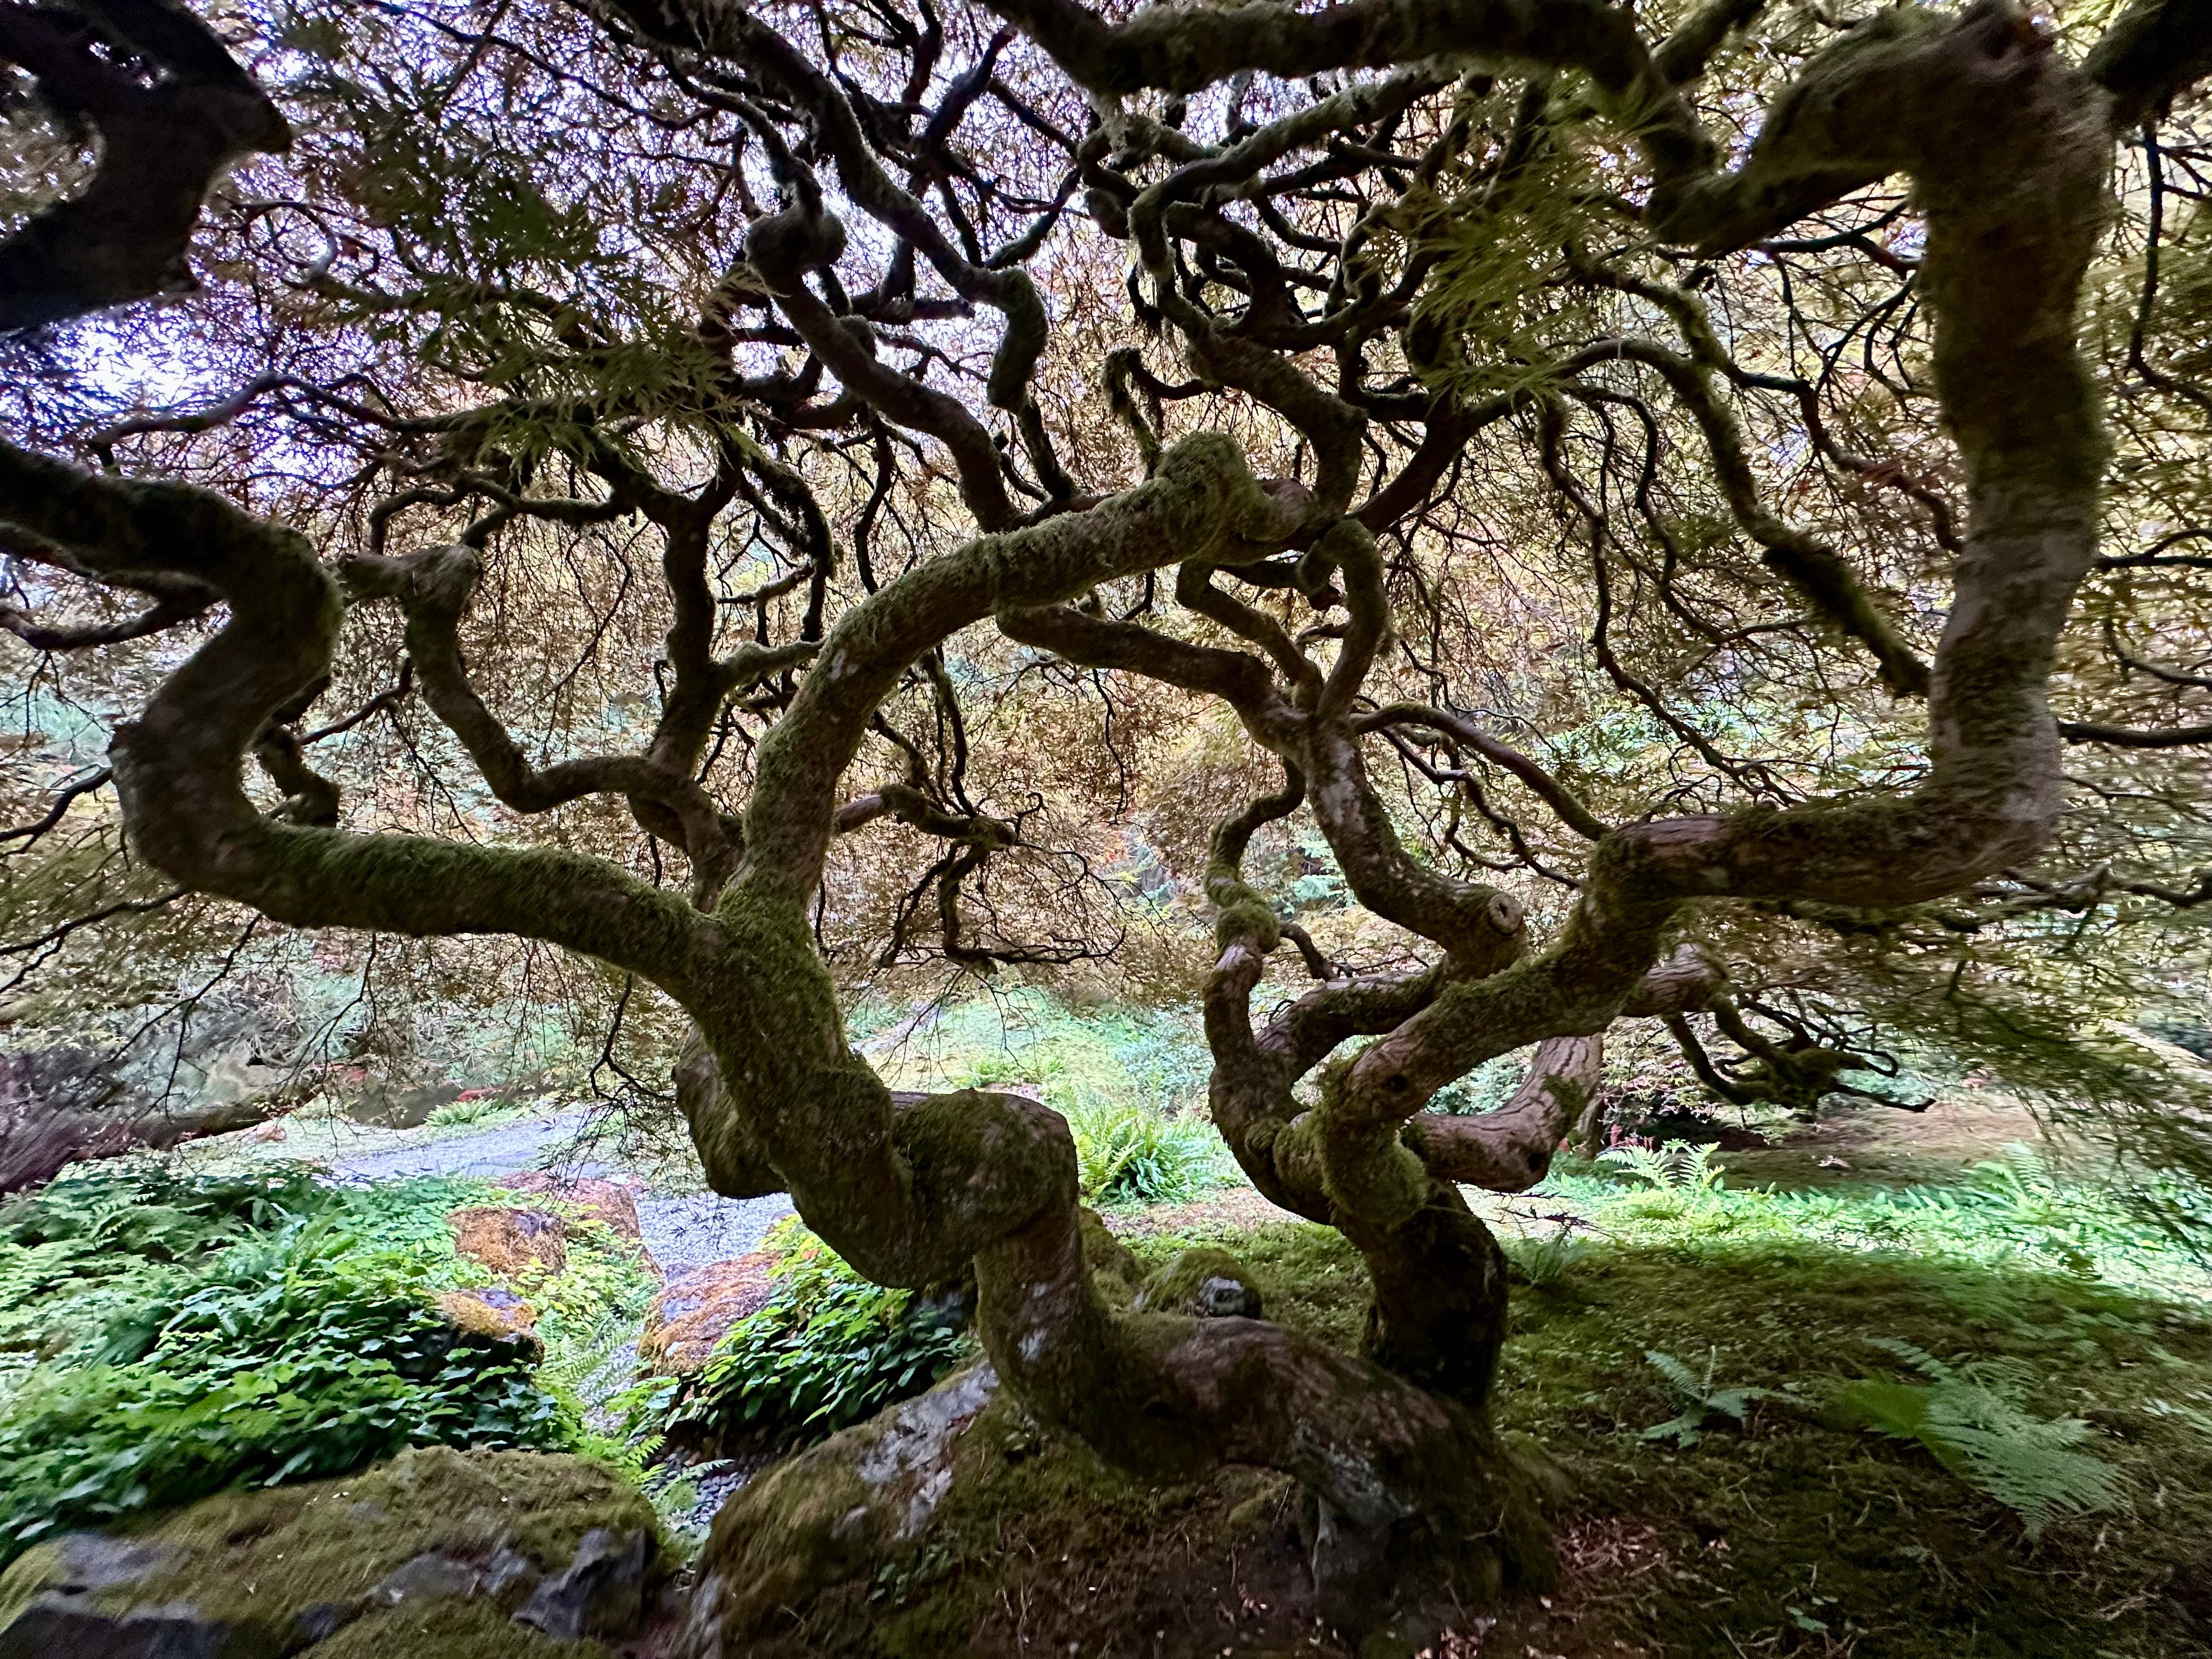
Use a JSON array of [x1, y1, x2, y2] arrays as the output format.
[[0, 1162, 656, 1564], [622, 1215, 976, 1469], [808, 1148, 2212, 1659], [9, 1131, 2209, 1658]]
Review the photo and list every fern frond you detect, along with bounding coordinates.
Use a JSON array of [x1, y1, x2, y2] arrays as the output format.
[[1600, 1145, 1676, 1189], [1866, 1336, 1956, 1383], [1835, 1340, 2127, 1534], [1645, 1347, 1707, 1398]]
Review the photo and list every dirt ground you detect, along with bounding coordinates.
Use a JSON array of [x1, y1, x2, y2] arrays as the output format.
[[1717, 1091, 2055, 1191]]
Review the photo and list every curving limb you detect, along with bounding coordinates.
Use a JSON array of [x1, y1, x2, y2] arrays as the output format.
[[1319, 1, 2114, 1236], [0, 0, 290, 329], [0, 438, 717, 989]]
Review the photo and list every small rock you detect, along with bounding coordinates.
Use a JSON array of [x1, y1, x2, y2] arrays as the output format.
[[683, 1363, 1004, 1648], [435, 1285, 538, 1344], [1134, 1247, 1265, 1319], [855, 1364, 1001, 1541], [366, 1551, 484, 1606], [366, 1542, 539, 1609], [512, 1527, 652, 1640], [24, 1533, 178, 1592], [293, 1602, 353, 1644], [448, 1205, 567, 1276], [0, 1538, 209, 1659], [1193, 1274, 1263, 1318], [639, 1252, 778, 1373]]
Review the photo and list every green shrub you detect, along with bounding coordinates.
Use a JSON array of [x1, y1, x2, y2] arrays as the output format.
[[0, 1165, 595, 1565], [1065, 1101, 1227, 1206], [1425, 1052, 1530, 1116], [1888, 1143, 2201, 1276], [425, 1091, 526, 1128], [634, 1220, 973, 1454]]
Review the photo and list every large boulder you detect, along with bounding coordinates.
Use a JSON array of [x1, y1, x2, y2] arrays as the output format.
[[0, 1043, 289, 1195], [637, 1252, 778, 1374], [683, 1362, 1005, 1655], [344, 1081, 460, 1128], [0, 1446, 663, 1658]]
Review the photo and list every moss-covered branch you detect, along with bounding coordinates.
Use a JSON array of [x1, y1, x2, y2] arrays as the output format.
[[1316, 4, 2114, 1228], [0, 438, 715, 995]]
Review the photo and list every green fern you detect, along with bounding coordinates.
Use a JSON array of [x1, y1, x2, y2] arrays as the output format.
[[1831, 1339, 2126, 1535], [1065, 1103, 1227, 1207], [1505, 1225, 1590, 1288], [1641, 1347, 1786, 1448], [1600, 1141, 1728, 1200]]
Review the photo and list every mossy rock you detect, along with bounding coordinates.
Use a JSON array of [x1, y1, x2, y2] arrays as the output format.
[[637, 1251, 778, 1375], [685, 1361, 1007, 1651], [0, 1446, 663, 1658], [448, 1205, 568, 1277], [1133, 1246, 1265, 1319], [686, 1353, 1342, 1658], [310, 1596, 608, 1658]]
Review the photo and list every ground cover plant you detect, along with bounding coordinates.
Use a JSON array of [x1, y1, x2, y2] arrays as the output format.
[[5, 0, 2212, 1649], [0, 1162, 654, 1563], [631, 1215, 977, 1457]]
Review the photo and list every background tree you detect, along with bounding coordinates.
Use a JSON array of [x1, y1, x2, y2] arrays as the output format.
[[4, 0, 2212, 1643]]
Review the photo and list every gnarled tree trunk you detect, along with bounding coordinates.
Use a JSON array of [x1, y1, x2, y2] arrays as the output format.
[[1, 0, 2201, 1648]]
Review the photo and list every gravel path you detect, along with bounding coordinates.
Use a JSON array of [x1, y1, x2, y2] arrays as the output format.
[[320, 1106, 793, 1275], [635, 1192, 792, 1276], [326, 1107, 608, 1182]]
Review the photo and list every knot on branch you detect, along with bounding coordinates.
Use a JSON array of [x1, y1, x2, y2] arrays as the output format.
[[340, 543, 479, 616], [1296, 515, 1372, 606], [747, 204, 849, 283]]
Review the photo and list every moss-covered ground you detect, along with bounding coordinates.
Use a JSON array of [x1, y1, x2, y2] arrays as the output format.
[[765, 1137, 2212, 1659], [0, 1445, 663, 1657]]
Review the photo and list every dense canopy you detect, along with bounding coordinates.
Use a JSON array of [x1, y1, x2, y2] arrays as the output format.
[[4, 0, 2212, 1643]]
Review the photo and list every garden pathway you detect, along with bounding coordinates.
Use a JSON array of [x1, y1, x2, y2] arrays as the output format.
[[317, 1107, 795, 1274]]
